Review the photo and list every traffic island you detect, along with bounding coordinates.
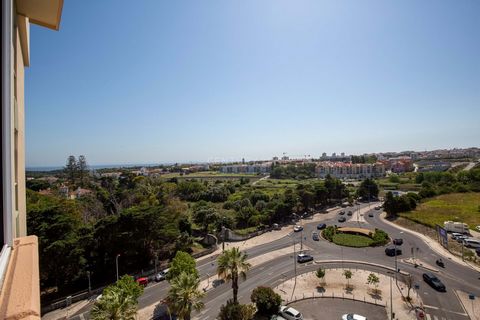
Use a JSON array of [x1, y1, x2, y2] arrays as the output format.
[[274, 268, 422, 320], [322, 226, 390, 248]]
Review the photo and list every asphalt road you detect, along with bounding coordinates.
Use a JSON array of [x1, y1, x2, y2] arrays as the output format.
[[67, 203, 480, 320]]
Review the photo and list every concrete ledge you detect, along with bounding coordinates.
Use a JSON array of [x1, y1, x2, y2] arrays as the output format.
[[314, 259, 410, 276], [0, 235, 40, 320]]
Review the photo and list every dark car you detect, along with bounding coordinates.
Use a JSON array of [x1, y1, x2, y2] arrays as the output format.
[[312, 232, 320, 241], [368, 212, 374, 217], [338, 217, 346, 223], [347, 211, 353, 216], [297, 253, 314, 263], [339, 211, 345, 215], [423, 273, 446, 292], [385, 247, 402, 256], [317, 223, 327, 230], [393, 238, 403, 246]]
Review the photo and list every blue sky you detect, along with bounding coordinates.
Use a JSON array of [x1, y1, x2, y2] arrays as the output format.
[[26, 0, 480, 167]]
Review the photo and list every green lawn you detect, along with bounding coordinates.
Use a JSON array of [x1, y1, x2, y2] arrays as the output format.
[[399, 193, 480, 230], [160, 171, 259, 179], [332, 233, 374, 247]]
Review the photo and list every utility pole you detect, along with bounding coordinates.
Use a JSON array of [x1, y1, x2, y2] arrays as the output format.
[[116, 254, 120, 281], [87, 271, 91, 295], [388, 271, 393, 320]]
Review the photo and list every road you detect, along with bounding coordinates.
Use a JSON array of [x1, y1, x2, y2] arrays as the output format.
[[68, 203, 480, 320]]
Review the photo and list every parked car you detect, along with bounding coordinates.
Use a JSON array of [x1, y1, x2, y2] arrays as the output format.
[[342, 314, 367, 320], [451, 232, 463, 240], [368, 212, 374, 217], [155, 269, 169, 282], [339, 211, 345, 215], [423, 273, 446, 292], [317, 223, 327, 230], [293, 225, 304, 232], [393, 238, 403, 246], [271, 315, 288, 320], [456, 235, 469, 243], [463, 238, 480, 248], [280, 306, 304, 320], [136, 277, 148, 287], [338, 217, 346, 223], [347, 211, 353, 216], [312, 232, 320, 241], [385, 247, 402, 257], [297, 253, 314, 263]]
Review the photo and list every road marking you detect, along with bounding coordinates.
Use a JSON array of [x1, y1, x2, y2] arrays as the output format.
[[424, 305, 468, 317]]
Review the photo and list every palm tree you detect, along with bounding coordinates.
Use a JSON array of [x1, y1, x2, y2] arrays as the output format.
[[217, 247, 251, 303], [165, 272, 205, 320], [90, 289, 137, 320]]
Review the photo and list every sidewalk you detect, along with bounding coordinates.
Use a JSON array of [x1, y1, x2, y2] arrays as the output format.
[[274, 268, 420, 320], [42, 299, 93, 320], [380, 212, 480, 273]]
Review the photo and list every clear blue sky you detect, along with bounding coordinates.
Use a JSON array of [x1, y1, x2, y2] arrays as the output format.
[[26, 0, 480, 167]]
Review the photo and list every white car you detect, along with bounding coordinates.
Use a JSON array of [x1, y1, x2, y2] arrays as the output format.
[[155, 268, 169, 282], [280, 306, 303, 320], [293, 225, 304, 232], [342, 314, 367, 320]]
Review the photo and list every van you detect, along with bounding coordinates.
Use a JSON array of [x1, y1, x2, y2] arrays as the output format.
[[463, 239, 480, 248], [444, 221, 469, 234]]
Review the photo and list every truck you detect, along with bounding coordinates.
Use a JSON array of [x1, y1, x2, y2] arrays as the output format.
[[444, 221, 469, 234]]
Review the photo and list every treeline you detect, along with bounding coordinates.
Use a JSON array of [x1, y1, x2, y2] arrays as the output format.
[[270, 163, 317, 179]]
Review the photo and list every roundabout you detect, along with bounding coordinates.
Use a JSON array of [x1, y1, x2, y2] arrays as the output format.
[[322, 226, 390, 248]]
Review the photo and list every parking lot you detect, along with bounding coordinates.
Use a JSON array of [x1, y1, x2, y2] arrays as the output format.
[[289, 298, 387, 320]]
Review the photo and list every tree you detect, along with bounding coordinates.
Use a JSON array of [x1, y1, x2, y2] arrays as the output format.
[[343, 269, 353, 288], [64, 155, 78, 185], [192, 202, 218, 233], [165, 272, 205, 320], [218, 300, 255, 320], [357, 178, 379, 200], [217, 247, 251, 303], [167, 251, 198, 281], [78, 155, 89, 187], [91, 275, 143, 320], [404, 274, 414, 301], [315, 267, 326, 285], [250, 286, 282, 316], [367, 273, 380, 294]]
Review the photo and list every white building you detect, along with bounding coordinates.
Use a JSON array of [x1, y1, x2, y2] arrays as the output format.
[[316, 162, 385, 179]]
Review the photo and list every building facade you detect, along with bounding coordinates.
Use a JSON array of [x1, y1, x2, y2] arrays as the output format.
[[220, 163, 272, 174], [315, 162, 385, 179], [1, 1, 63, 318]]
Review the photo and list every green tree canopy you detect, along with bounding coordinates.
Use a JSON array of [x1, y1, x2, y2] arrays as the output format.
[[168, 251, 199, 281], [250, 286, 282, 316]]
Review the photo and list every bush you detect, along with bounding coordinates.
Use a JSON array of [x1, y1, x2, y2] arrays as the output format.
[[323, 226, 336, 242], [250, 286, 282, 316], [371, 228, 389, 246], [218, 300, 256, 320]]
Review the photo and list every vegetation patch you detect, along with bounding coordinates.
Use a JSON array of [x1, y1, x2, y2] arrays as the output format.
[[332, 233, 374, 247], [399, 193, 480, 230], [323, 226, 389, 248]]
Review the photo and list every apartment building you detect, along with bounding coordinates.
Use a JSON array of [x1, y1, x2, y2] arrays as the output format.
[[315, 161, 385, 179], [220, 163, 272, 174], [1, 1, 64, 319]]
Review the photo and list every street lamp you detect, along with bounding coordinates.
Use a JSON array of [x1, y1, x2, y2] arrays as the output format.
[[394, 231, 404, 284], [87, 271, 91, 295], [116, 254, 121, 281], [387, 271, 393, 320]]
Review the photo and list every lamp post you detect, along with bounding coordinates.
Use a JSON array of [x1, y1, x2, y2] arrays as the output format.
[[116, 254, 121, 281], [87, 271, 91, 295], [387, 271, 393, 320]]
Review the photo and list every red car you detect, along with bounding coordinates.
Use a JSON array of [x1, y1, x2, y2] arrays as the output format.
[[136, 277, 148, 287]]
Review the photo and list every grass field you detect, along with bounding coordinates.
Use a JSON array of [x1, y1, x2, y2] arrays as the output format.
[[332, 233, 374, 247], [159, 171, 259, 180], [399, 193, 480, 230]]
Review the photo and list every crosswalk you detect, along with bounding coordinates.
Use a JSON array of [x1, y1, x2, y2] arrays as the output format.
[[424, 314, 448, 320]]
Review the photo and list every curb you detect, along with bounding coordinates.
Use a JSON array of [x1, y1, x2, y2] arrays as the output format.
[[314, 259, 410, 276]]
